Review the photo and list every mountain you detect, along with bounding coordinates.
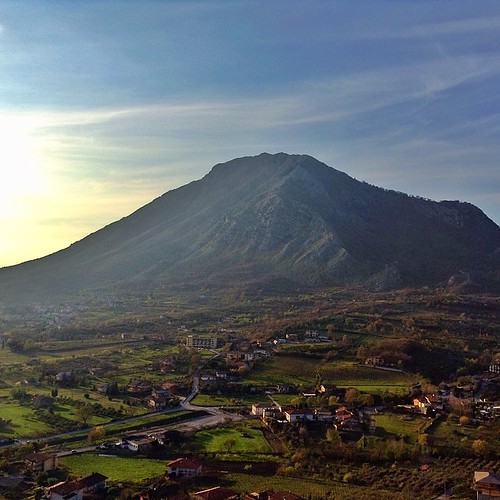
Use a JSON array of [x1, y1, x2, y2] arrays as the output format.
[[1, 152, 499, 304]]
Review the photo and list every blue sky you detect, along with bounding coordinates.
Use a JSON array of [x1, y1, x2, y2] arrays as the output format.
[[1, 1, 499, 266]]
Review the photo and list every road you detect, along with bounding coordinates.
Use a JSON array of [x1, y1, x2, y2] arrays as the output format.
[[178, 350, 244, 430], [8, 350, 242, 453]]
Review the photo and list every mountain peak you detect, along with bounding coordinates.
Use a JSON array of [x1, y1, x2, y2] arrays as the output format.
[[1, 153, 499, 304]]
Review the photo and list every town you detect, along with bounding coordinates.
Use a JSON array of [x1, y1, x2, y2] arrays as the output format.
[[0, 288, 499, 499]]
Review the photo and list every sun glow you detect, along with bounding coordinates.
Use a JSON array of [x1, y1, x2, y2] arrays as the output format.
[[0, 116, 47, 217]]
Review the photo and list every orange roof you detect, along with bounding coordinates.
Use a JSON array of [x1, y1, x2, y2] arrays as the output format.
[[167, 457, 202, 469]]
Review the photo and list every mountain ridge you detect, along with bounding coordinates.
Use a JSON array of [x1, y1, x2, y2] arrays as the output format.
[[1, 152, 499, 304]]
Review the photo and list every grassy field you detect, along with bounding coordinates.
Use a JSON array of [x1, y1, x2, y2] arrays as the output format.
[[431, 416, 500, 452], [243, 356, 318, 386], [0, 402, 49, 436], [244, 356, 416, 394], [195, 424, 273, 454], [373, 412, 428, 443], [59, 453, 166, 482], [190, 393, 266, 407]]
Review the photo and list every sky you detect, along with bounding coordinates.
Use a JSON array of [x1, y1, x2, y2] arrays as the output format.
[[1, 1, 499, 267]]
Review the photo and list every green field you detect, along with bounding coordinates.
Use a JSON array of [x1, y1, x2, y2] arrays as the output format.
[[190, 393, 266, 407], [0, 402, 49, 436], [373, 413, 428, 443], [244, 356, 417, 394], [431, 416, 500, 452], [195, 424, 273, 454], [59, 453, 167, 482]]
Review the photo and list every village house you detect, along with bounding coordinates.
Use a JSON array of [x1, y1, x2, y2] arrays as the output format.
[[364, 356, 384, 367], [314, 408, 334, 422], [127, 380, 152, 397], [276, 383, 294, 394], [24, 452, 58, 473], [0, 476, 29, 496], [338, 416, 364, 433], [46, 472, 107, 500], [193, 486, 239, 500], [413, 397, 431, 414], [413, 395, 441, 414], [283, 408, 314, 423], [335, 406, 353, 420], [146, 386, 172, 411], [118, 433, 156, 453], [473, 471, 500, 499], [262, 407, 282, 420], [251, 403, 276, 417], [225, 351, 242, 363], [186, 335, 219, 349], [147, 394, 168, 411], [166, 457, 203, 478]]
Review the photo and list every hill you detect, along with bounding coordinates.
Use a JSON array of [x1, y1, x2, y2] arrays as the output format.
[[1, 152, 499, 304]]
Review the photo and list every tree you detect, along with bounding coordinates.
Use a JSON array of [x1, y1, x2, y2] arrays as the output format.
[[224, 438, 236, 453], [326, 427, 341, 446], [472, 439, 488, 456], [359, 393, 374, 407], [328, 395, 339, 407], [76, 403, 94, 425], [418, 433, 430, 448], [87, 426, 106, 444], [344, 388, 360, 405], [459, 415, 470, 426]]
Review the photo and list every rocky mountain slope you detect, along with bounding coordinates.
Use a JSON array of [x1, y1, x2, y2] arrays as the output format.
[[1, 153, 499, 304]]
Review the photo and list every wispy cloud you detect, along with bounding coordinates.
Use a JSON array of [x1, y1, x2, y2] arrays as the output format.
[[1, 1, 499, 266]]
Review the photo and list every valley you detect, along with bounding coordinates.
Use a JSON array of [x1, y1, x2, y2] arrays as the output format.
[[0, 286, 498, 498]]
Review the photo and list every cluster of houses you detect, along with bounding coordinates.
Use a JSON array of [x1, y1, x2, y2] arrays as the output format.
[[0, 451, 307, 499], [250, 402, 364, 435], [116, 380, 180, 411], [160, 457, 303, 500], [0, 452, 107, 499]]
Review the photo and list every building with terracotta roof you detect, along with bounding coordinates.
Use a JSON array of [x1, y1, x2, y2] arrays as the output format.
[[193, 486, 239, 500], [47, 472, 107, 500], [166, 457, 203, 478]]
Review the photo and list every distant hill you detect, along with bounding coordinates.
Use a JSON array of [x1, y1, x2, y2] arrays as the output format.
[[1, 153, 499, 304]]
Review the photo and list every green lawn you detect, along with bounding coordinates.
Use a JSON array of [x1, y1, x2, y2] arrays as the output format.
[[243, 356, 319, 386], [244, 356, 417, 395], [52, 403, 109, 426], [195, 424, 273, 454], [59, 454, 167, 482], [373, 413, 428, 443], [190, 393, 267, 407], [0, 402, 50, 436]]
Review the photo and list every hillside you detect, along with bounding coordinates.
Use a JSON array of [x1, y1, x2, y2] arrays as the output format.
[[1, 152, 499, 304]]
